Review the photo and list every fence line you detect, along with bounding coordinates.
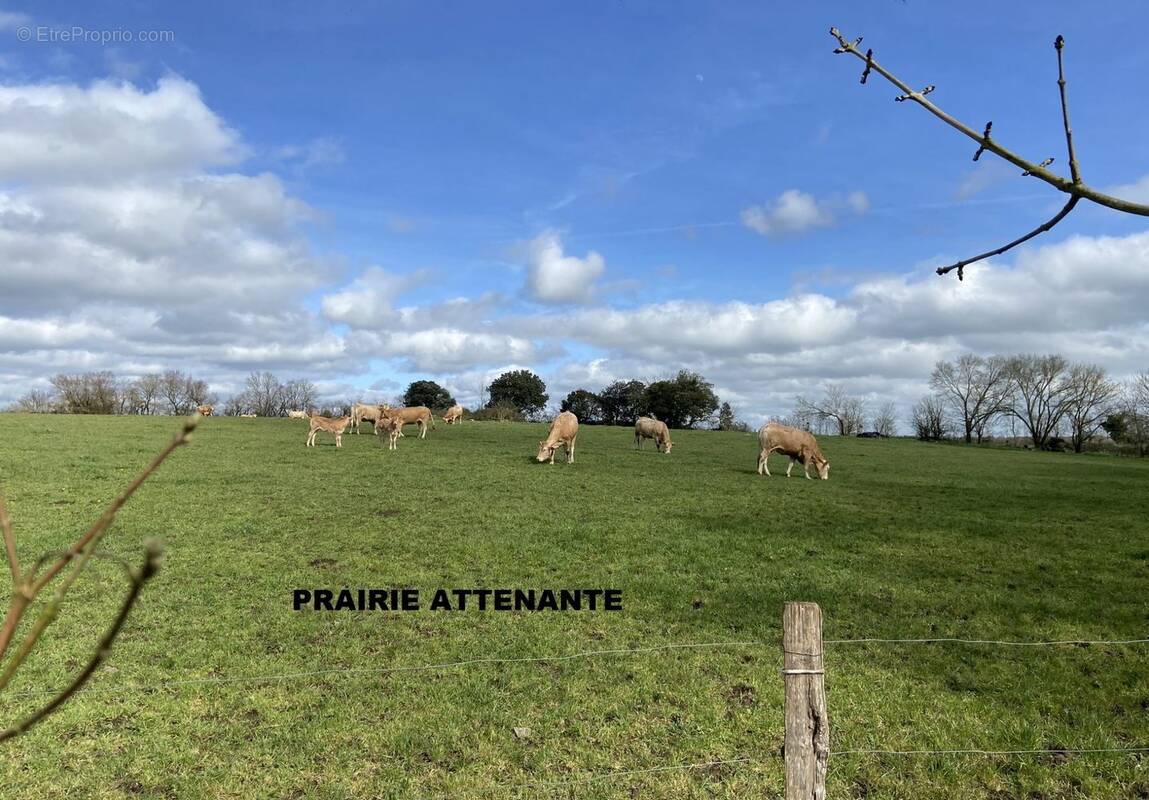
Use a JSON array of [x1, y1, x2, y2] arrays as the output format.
[[6, 631, 1148, 699], [832, 745, 1149, 757], [3, 640, 760, 699], [824, 636, 1149, 646], [450, 745, 1149, 799]]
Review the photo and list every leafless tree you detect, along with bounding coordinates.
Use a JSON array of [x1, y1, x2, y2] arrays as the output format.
[[280, 379, 318, 414], [911, 394, 949, 441], [872, 401, 898, 437], [829, 29, 1149, 280], [242, 371, 285, 417], [1004, 354, 1073, 448], [930, 355, 1012, 444], [1062, 363, 1118, 453], [160, 370, 192, 415], [1118, 372, 1149, 457], [10, 389, 54, 414], [797, 384, 866, 436], [1, 417, 197, 741], [50, 372, 118, 414], [134, 373, 162, 415]]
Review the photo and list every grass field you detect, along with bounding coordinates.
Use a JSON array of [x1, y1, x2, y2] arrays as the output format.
[[0, 413, 1147, 799]]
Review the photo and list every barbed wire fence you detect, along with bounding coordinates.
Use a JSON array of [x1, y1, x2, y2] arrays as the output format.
[[4, 604, 1146, 797]]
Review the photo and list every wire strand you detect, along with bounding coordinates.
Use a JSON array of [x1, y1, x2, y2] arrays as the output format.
[[3, 640, 759, 698]]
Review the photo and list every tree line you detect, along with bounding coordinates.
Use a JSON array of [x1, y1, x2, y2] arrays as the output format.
[[10, 371, 215, 416], [912, 354, 1148, 454]]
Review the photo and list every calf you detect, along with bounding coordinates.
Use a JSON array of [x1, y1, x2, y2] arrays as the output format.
[[307, 413, 351, 448], [375, 414, 403, 450], [756, 422, 829, 480], [195, 404, 214, 417], [536, 411, 578, 464], [442, 404, 464, 425], [634, 416, 673, 454]]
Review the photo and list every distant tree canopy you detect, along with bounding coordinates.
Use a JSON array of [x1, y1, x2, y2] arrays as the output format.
[[487, 370, 548, 417], [404, 380, 454, 410], [598, 380, 647, 426], [643, 371, 719, 429], [560, 389, 604, 424]]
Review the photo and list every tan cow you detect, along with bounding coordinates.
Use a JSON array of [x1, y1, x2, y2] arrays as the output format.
[[307, 413, 351, 448], [756, 422, 829, 480], [536, 411, 578, 464], [350, 402, 387, 434], [634, 416, 673, 454], [195, 404, 214, 416], [380, 406, 435, 439], [287, 409, 309, 419], [374, 414, 403, 450], [442, 404, 464, 425]]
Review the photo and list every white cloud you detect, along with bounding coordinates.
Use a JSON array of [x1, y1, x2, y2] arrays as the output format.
[[320, 267, 431, 329], [846, 190, 870, 215], [0, 77, 241, 184], [741, 188, 868, 238], [274, 136, 346, 170], [0, 11, 31, 31], [523, 229, 605, 304], [1106, 173, 1149, 204]]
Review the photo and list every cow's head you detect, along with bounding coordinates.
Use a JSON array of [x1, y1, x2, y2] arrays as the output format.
[[814, 456, 830, 480], [536, 440, 555, 462], [660, 439, 673, 455]]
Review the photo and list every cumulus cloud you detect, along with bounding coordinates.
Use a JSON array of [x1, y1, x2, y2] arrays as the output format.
[[523, 229, 605, 304], [740, 189, 868, 238], [0, 77, 241, 184], [0, 75, 357, 402], [1106, 173, 1149, 204]]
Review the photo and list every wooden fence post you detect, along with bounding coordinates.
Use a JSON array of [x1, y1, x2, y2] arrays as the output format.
[[783, 601, 829, 800]]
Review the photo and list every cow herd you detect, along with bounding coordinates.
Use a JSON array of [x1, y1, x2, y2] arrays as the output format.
[[296, 404, 831, 480]]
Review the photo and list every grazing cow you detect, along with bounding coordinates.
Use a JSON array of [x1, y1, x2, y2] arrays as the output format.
[[756, 422, 829, 480], [536, 411, 578, 464], [239, 413, 257, 418], [634, 416, 673, 454], [195, 404, 214, 417], [287, 409, 309, 420], [350, 402, 387, 434], [307, 413, 351, 448], [380, 406, 435, 439], [856, 431, 881, 439], [442, 404, 464, 425], [374, 414, 403, 450]]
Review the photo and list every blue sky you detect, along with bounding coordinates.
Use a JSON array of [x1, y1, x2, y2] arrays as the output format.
[[1, 1, 1147, 423]]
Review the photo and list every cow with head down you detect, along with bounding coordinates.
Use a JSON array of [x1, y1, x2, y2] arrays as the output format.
[[756, 422, 829, 480], [536, 411, 578, 464], [634, 416, 672, 454]]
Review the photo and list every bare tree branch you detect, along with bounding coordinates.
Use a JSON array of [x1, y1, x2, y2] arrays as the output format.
[[0, 493, 17, 587], [937, 195, 1080, 279], [0, 416, 196, 740], [829, 28, 1149, 279], [0, 543, 161, 743], [1054, 35, 1081, 185]]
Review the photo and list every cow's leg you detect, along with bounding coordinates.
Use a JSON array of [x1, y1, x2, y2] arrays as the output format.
[[335, 432, 342, 448], [420, 420, 427, 439], [567, 437, 576, 464], [786, 458, 795, 478], [759, 448, 774, 476], [635, 432, 640, 449]]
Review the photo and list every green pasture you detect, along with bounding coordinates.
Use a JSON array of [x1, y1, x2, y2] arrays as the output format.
[[0, 414, 1146, 799]]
